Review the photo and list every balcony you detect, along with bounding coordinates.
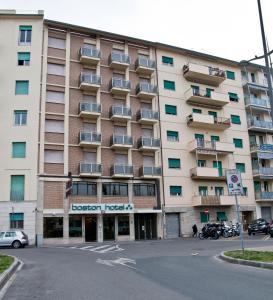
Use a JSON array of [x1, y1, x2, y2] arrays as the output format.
[[245, 96, 271, 112], [139, 166, 162, 178], [79, 131, 101, 148], [187, 113, 231, 130], [79, 162, 102, 177], [110, 135, 133, 149], [110, 78, 131, 96], [192, 195, 234, 206], [137, 109, 159, 124], [184, 88, 229, 108], [136, 83, 157, 100], [188, 139, 235, 155], [79, 73, 101, 92], [109, 52, 130, 70], [190, 167, 226, 180], [255, 192, 273, 201], [183, 63, 226, 86], [242, 77, 268, 92], [110, 164, 134, 178], [79, 102, 101, 119], [247, 118, 273, 133], [110, 105, 131, 122], [252, 167, 273, 179], [138, 137, 160, 152], [250, 144, 273, 157], [79, 47, 100, 65], [135, 57, 156, 75]]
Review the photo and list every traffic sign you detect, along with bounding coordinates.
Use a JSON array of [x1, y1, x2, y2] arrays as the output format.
[[226, 169, 243, 195], [204, 209, 209, 214]]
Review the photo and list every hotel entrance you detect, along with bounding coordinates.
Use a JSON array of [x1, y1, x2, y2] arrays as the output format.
[[103, 216, 115, 241], [85, 216, 97, 242], [134, 214, 157, 240]]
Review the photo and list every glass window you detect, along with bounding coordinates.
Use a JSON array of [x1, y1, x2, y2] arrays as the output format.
[[19, 25, 32, 44], [43, 217, 63, 238], [206, 88, 214, 97], [170, 186, 182, 196], [195, 134, 204, 141], [10, 175, 25, 201], [228, 92, 239, 102], [163, 80, 175, 90], [18, 52, 30, 66], [72, 182, 97, 196], [231, 115, 241, 124], [14, 110, 27, 125], [162, 56, 173, 66], [167, 130, 179, 142], [0, 232, 4, 238], [197, 160, 206, 167], [48, 37, 66, 49], [69, 216, 82, 237], [15, 81, 29, 95], [199, 186, 208, 196], [47, 63, 65, 76], [46, 91, 65, 104], [118, 216, 129, 235], [211, 135, 220, 142], [233, 138, 243, 148], [44, 150, 64, 163], [10, 213, 24, 229], [193, 108, 202, 114], [102, 183, 128, 196], [215, 187, 224, 196], [226, 70, 235, 80], [133, 184, 155, 196], [243, 187, 248, 196], [236, 163, 246, 173], [12, 142, 26, 158], [45, 120, 64, 133], [165, 104, 177, 115], [208, 111, 217, 118], [168, 158, 181, 169]]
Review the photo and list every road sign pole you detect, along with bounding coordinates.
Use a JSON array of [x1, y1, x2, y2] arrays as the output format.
[[235, 193, 244, 253]]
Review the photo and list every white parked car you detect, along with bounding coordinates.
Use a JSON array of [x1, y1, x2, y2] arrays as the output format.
[[0, 230, 29, 248]]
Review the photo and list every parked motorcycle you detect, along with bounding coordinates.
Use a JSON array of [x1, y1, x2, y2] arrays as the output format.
[[199, 223, 219, 240]]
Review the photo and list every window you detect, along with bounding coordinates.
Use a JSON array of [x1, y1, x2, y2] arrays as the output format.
[[45, 120, 64, 133], [47, 63, 65, 76], [12, 142, 26, 158], [195, 134, 204, 141], [193, 108, 202, 114], [168, 158, 181, 169], [44, 150, 64, 164], [243, 187, 248, 196], [72, 182, 97, 196], [165, 104, 177, 115], [163, 80, 175, 91], [206, 88, 214, 97], [217, 212, 227, 221], [46, 91, 65, 104], [167, 130, 179, 142], [197, 160, 206, 167], [10, 213, 24, 229], [43, 217, 63, 238], [191, 85, 200, 95], [15, 81, 29, 95], [162, 56, 173, 66], [102, 183, 128, 196], [18, 52, 30, 66], [226, 70, 235, 80], [118, 216, 129, 235], [48, 37, 66, 49], [133, 184, 155, 196], [14, 110, 27, 125], [10, 175, 25, 201], [228, 92, 239, 102], [231, 115, 241, 125], [211, 135, 220, 142], [170, 186, 182, 196], [208, 111, 217, 118], [200, 212, 209, 223], [69, 216, 82, 237], [19, 25, 32, 44], [233, 138, 243, 148], [199, 186, 208, 196], [236, 163, 246, 173], [215, 187, 224, 196]]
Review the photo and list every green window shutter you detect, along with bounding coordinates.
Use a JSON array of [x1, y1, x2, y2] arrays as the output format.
[[254, 181, 261, 192], [243, 187, 248, 196], [199, 186, 208, 196], [208, 111, 217, 118], [168, 158, 181, 169], [165, 104, 177, 115], [231, 115, 241, 124], [191, 85, 200, 94], [12, 142, 26, 158], [167, 131, 179, 141], [192, 108, 202, 114], [233, 138, 243, 148], [10, 213, 24, 221], [236, 163, 246, 173], [170, 186, 182, 196], [200, 212, 209, 223], [215, 187, 224, 195], [206, 88, 214, 97], [213, 161, 223, 176], [228, 92, 239, 102], [195, 134, 204, 140], [162, 56, 173, 65], [164, 80, 175, 90], [217, 212, 227, 221], [197, 160, 206, 167], [19, 25, 32, 30], [18, 52, 30, 61], [211, 135, 220, 142], [10, 175, 25, 201], [15, 81, 29, 95], [226, 70, 235, 80]]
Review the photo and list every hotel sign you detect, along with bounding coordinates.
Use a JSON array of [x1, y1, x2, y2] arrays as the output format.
[[70, 203, 134, 214]]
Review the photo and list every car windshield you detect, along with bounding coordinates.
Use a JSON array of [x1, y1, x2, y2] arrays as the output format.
[[0, 232, 4, 238]]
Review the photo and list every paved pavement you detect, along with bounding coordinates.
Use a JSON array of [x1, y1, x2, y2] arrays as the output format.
[[1, 237, 273, 300]]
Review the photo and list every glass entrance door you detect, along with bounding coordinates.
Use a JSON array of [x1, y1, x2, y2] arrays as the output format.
[[85, 216, 97, 242], [103, 216, 115, 240], [134, 214, 157, 240]]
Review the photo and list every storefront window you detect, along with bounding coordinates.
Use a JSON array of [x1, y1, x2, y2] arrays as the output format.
[[72, 182, 97, 196], [69, 216, 82, 237], [118, 216, 129, 235], [44, 217, 63, 238], [102, 183, 128, 196], [133, 184, 155, 196]]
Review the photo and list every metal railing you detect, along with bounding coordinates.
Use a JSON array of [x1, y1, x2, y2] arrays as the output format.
[[79, 131, 101, 143], [110, 105, 131, 117], [136, 82, 157, 94], [110, 135, 133, 146], [252, 167, 273, 176], [198, 195, 221, 205], [255, 191, 273, 200], [196, 139, 216, 150], [79, 162, 102, 174], [250, 144, 273, 152], [10, 191, 24, 202], [137, 109, 159, 121], [248, 118, 273, 129], [80, 47, 101, 59], [79, 102, 101, 114], [208, 67, 226, 78], [139, 166, 162, 176], [138, 137, 160, 148], [110, 78, 131, 90], [80, 73, 101, 85], [136, 57, 156, 69], [244, 96, 270, 108], [109, 52, 130, 64], [242, 76, 268, 87], [110, 164, 133, 176]]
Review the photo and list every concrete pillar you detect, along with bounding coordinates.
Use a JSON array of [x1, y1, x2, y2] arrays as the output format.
[[129, 213, 135, 240], [97, 214, 103, 242]]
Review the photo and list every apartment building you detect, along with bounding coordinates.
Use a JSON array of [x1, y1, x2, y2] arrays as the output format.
[[241, 64, 273, 221], [0, 10, 43, 244]]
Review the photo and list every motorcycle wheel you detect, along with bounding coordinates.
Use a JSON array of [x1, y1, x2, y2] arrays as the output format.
[[199, 232, 205, 240], [211, 231, 219, 240], [223, 231, 229, 238]]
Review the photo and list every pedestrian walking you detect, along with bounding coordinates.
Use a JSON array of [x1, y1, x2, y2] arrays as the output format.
[[192, 224, 198, 237]]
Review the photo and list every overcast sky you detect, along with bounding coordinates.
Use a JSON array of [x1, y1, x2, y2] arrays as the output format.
[[1, 0, 273, 64]]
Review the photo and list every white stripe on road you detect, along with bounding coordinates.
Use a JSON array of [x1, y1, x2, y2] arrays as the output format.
[[89, 245, 113, 251], [80, 245, 94, 250], [98, 246, 117, 253]]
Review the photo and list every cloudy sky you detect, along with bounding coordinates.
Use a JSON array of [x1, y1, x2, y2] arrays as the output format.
[[1, 0, 273, 64]]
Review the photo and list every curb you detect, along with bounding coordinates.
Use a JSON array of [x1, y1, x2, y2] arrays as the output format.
[[0, 256, 22, 291], [219, 251, 273, 270]]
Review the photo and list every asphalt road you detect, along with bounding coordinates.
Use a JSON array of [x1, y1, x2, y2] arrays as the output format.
[[1, 237, 273, 300]]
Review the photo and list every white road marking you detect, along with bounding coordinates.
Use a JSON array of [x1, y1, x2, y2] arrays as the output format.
[[89, 245, 113, 251], [96, 257, 136, 269], [98, 246, 117, 253], [80, 245, 94, 250]]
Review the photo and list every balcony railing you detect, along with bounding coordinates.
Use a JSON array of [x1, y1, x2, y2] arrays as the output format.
[[110, 135, 133, 146], [137, 109, 159, 121], [187, 113, 231, 127], [80, 47, 101, 59], [110, 105, 131, 118], [255, 191, 273, 200], [136, 83, 157, 95], [248, 118, 273, 130], [80, 73, 101, 85], [208, 67, 226, 78], [110, 78, 131, 90], [138, 137, 160, 148], [245, 96, 270, 109], [110, 164, 133, 176], [139, 166, 162, 177], [242, 76, 268, 87], [253, 167, 273, 177], [250, 144, 273, 152], [136, 57, 156, 70], [109, 52, 130, 65], [79, 102, 101, 114], [79, 131, 101, 143], [79, 163, 102, 174]]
